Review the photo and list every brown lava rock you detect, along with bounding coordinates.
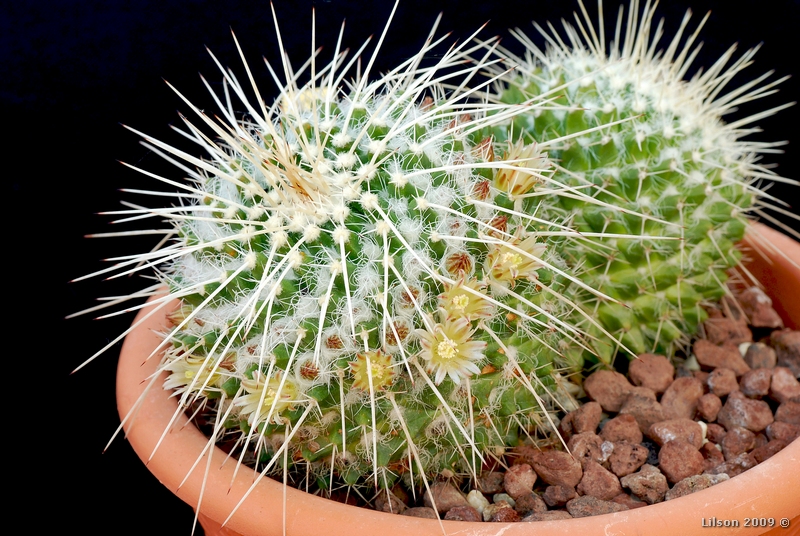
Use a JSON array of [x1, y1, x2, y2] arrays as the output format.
[[661, 377, 704, 420], [706, 423, 727, 444], [527, 449, 583, 488], [521, 511, 573, 522], [717, 392, 774, 432], [423, 482, 468, 513], [769, 367, 800, 404], [744, 343, 777, 369], [700, 442, 725, 472], [771, 329, 800, 376], [703, 317, 752, 346], [542, 485, 577, 508], [557, 412, 576, 441], [738, 287, 784, 328], [766, 421, 800, 442], [620, 465, 669, 504], [619, 389, 664, 434], [607, 442, 649, 477], [648, 418, 704, 449], [693, 370, 710, 385], [513, 493, 547, 516], [611, 493, 648, 510], [443, 505, 481, 522], [503, 464, 537, 499], [707, 368, 739, 397], [601, 414, 643, 444], [740, 368, 772, 398], [706, 452, 758, 478], [577, 460, 623, 500], [629, 354, 674, 394], [658, 440, 704, 483], [568, 432, 606, 467], [752, 439, 790, 463], [442, 289, 797, 525], [665, 473, 730, 501], [559, 402, 602, 442], [476, 471, 504, 494], [566, 496, 628, 518], [776, 400, 800, 424], [486, 502, 520, 522], [721, 427, 756, 460], [584, 370, 634, 412], [628, 386, 658, 400], [693, 340, 751, 376], [375, 490, 407, 514], [572, 401, 602, 434], [696, 393, 723, 422], [402, 507, 438, 519]]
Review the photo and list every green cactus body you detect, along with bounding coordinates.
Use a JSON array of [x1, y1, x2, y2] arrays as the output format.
[[106, 30, 605, 491], [489, 2, 786, 363]]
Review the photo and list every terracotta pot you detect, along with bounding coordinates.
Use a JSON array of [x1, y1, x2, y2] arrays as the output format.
[[117, 222, 800, 536]]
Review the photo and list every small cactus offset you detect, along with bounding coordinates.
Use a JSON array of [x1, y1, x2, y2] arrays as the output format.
[[81, 13, 619, 494], [487, 0, 795, 365]]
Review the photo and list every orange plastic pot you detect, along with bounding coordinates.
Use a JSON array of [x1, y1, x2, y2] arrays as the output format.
[[116, 222, 800, 536]]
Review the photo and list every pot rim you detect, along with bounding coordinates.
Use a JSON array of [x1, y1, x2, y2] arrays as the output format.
[[116, 222, 800, 536]]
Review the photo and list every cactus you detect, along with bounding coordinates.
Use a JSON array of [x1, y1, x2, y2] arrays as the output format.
[[487, 0, 795, 365], [77, 11, 627, 497], [78, 1, 797, 513]]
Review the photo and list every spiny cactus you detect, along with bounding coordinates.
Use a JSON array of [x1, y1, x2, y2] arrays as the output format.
[[79, 1, 797, 514], [77, 11, 631, 497], [487, 0, 796, 365]]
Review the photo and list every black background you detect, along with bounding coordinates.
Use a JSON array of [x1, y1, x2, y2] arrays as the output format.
[[5, 0, 798, 533]]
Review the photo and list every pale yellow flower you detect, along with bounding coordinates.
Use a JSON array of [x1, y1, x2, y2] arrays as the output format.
[[350, 350, 395, 391], [439, 278, 494, 320], [417, 314, 486, 385], [163, 354, 228, 394], [236, 370, 299, 426], [485, 235, 546, 287], [493, 140, 549, 199]]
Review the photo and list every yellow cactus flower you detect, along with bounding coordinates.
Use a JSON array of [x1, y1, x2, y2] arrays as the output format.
[[417, 314, 486, 385], [236, 370, 299, 426], [493, 140, 549, 199], [439, 278, 494, 320], [485, 235, 546, 287], [164, 354, 228, 394]]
